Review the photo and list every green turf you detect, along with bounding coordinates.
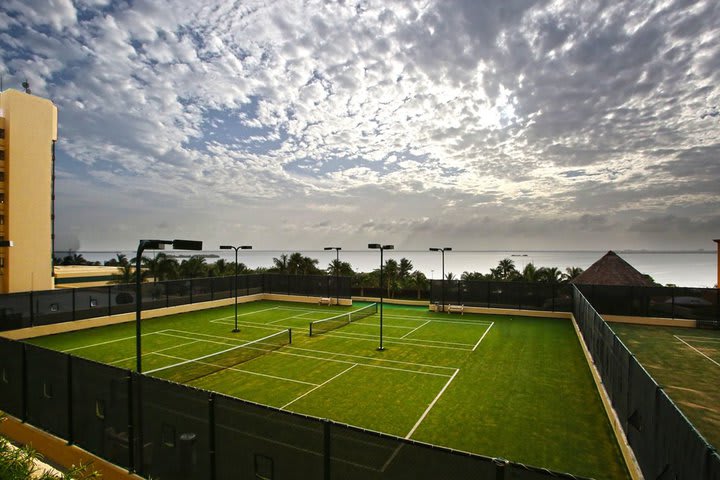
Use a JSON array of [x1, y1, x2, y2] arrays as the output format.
[[612, 323, 720, 450], [26, 300, 628, 479]]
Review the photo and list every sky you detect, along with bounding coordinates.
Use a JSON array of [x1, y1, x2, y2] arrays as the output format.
[[1, 0, 719, 252]]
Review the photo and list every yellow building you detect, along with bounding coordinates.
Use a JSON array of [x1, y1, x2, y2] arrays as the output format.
[[0, 89, 58, 293]]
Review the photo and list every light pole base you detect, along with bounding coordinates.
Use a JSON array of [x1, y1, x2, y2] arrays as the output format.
[[232, 328, 240, 333], [377, 346, 385, 351]]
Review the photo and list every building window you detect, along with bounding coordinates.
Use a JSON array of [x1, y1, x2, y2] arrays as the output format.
[[0, 150, 4, 161], [0, 172, 4, 181], [0, 258, 4, 268], [0, 193, 4, 204], [0, 129, 4, 139], [0, 215, 4, 225]]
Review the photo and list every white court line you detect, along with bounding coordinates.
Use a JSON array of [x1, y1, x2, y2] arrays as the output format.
[[383, 314, 493, 326], [164, 328, 458, 371], [325, 332, 473, 351], [267, 312, 315, 324], [676, 336, 720, 343], [152, 352, 318, 386], [156, 330, 454, 377], [281, 364, 357, 409], [405, 369, 459, 439], [145, 330, 287, 375], [328, 329, 474, 348], [400, 320, 431, 339], [108, 339, 200, 365], [674, 335, 720, 368], [212, 319, 295, 331], [472, 322, 494, 351], [209, 306, 280, 323], [62, 331, 164, 353]]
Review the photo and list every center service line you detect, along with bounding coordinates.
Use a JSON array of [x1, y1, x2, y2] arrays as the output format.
[[405, 368, 459, 439]]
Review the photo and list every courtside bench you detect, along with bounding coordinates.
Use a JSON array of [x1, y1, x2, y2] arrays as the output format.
[[447, 304, 464, 315]]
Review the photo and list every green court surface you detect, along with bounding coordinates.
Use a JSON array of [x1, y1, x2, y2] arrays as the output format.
[[613, 323, 720, 450], [28, 301, 629, 479]]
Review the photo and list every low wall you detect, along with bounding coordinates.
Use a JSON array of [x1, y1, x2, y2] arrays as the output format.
[[0, 293, 345, 340], [603, 314, 697, 328], [569, 315, 642, 480], [353, 296, 428, 307], [0, 415, 142, 480]]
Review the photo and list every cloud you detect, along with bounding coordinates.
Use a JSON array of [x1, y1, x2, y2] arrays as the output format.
[[1, 0, 718, 252]]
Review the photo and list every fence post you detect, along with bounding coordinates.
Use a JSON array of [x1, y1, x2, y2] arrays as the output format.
[[487, 282, 491, 308], [518, 283, 523, 310], [246, 275, 249, 297], [210, 277, 215, 301], [671, 287, 676, 319], [323, 420, 331, 480], [551, 284, 556, 312], [209, 393, 216, 480], [29, 291, 35, 327], [72, 289, 76, 321], [107, 286, 112, 317], [166, 281, 169, 308], [493, 458, 508, 479], [21, 343, 28, 422], [67, 355, 73, 445], [189, 279, 194, 304], [127, 371, 135, 473]]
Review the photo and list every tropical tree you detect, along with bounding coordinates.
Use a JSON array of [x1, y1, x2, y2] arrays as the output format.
[[380, 259, 399, 297], [104, 253, 129, 267], [111, 263, 149, 284], [179, 256, 207, 278], [398, 258, 413, 281], [327, 259, 354, 277], [522, 263, 540, 282], [271, 254, 289, 273], [142, 253, 179, 281], [299, 255, 320, 275], [446, 272, 456, 281], [563, 266, 584, 282], [408, 270, 428, 299], [461, 271, 487, 281], [537, 266, 563, 284]]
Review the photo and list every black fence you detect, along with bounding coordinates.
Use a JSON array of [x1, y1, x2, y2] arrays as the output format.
[[576, 284, 719, 326], [0, 337, 586, 480], [429, 280, 573, 312], [0, 274, 351, 332], [573, 287, 720, 479], [351, 287, 429, 301]]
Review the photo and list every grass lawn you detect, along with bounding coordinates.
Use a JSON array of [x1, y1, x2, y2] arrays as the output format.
[[27, 300, 628, 479], [613, 323, 720, 450]]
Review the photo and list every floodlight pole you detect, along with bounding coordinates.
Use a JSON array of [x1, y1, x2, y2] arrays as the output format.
[[430, 247, 452, 312], [324, 247, 342, 306], [220, 244, 252, 332], [136, 239, 202, 373], [369, 243, 394, 351]]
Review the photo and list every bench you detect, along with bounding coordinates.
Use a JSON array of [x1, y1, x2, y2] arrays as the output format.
[[319, 297, 332, 306], [447, 304, 464, 315]]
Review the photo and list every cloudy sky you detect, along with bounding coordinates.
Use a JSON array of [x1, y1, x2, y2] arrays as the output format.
[[1, 0, 719, 252]]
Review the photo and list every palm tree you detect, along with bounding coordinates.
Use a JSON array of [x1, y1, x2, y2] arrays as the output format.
[[408, 270, 428, 299], [563, 266, 584, 282], [298, 255, 320, 275], [271, 254, 289, 273], [327, 260, 354, 276], [461, 271, 487, 281], [382, 259, 399, 297], [538, 266, 563, 284], [398, 258, 413, 281], [446, 272, 456, 281], [179, 256, 207, 279], [497, 258, 519, 281], [111, 264, 149, 284], [522, 263, 540, 282], [143, 252, 178, 281]]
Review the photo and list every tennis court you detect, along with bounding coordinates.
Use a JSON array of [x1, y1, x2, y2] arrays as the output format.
[[28, 301, 629, 479], [613, 323, 720, 450]]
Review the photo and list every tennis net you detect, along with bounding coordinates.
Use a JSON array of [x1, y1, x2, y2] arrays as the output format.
[[309, 303, 378, 336], [145, 329, 292, 384]]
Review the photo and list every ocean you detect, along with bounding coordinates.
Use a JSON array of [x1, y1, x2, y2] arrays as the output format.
[[61, 250, 718, 288]]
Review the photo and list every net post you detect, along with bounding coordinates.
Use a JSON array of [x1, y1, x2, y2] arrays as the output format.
[[288, 328, 292, 344], [309, 322, 313, 337]]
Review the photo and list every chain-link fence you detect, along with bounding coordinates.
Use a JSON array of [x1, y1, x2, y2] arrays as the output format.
[[0, 274, 351, 332], [0, 337, 587, 480], [573, 287, 720, 479]]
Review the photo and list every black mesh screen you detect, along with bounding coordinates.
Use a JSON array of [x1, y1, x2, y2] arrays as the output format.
[[71, 357, 131, 469], [110, 284, 136, 315], [214, 394, 325, 479], [74, 287, 112, 320], [25, 344, 69, 438], [33, 289, 74, 325], [0, 337, 24, 417], [166, 280, 192, 307], [139, 375, 211, 479], [0, 292, 32, 330]]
